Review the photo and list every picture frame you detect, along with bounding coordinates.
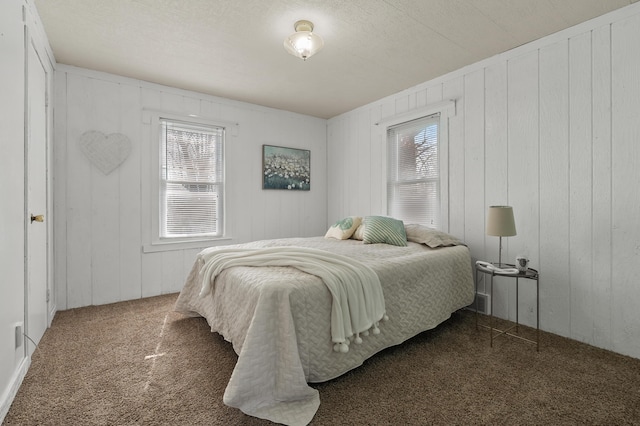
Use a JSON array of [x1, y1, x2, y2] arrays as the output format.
[[262, 144, 310, 191]]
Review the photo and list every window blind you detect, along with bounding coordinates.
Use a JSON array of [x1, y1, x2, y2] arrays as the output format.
[[387, 114, 440, 228], [160, 120, 224, 238]]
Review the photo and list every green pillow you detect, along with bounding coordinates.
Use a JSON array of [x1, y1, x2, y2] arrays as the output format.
[[362, 216, 407, 247]]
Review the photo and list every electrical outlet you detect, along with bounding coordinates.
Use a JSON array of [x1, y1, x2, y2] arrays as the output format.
[[14, 323, 23, 349]]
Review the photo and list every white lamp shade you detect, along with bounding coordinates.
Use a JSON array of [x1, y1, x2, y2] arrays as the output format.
[[486, 205, 516, 237], [284, 20, 324, 60]]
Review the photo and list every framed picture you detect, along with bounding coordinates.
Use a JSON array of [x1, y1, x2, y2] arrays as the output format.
[[262, 144, 310, 190]]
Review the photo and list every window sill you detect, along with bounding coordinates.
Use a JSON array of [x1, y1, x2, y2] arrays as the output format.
[[142, 237, 232, 253]]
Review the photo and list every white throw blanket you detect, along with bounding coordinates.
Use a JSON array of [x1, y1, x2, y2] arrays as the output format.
[[198, 246, 386, 352]]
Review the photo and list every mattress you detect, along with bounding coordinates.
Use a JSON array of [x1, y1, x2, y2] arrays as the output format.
[[175, 236, 474, 425]]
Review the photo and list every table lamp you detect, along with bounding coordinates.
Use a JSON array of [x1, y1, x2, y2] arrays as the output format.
[[486, 205, 516, 267]]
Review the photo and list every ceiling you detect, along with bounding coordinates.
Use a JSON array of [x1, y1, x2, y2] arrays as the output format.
[[34, 0, 636, 119]]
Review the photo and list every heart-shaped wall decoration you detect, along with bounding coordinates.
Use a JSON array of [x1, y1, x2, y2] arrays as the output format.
[[78, 131, 132, 175]]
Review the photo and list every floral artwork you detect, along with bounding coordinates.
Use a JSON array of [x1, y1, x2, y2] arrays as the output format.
[[262, 145, 310, 190]]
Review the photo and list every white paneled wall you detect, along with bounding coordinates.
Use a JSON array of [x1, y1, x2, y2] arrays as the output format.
[[54, 65, 327, 310], [327, 5, 640, 359]]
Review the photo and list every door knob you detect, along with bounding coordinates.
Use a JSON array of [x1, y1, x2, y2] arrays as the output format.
[[30, 214, 44, 223]]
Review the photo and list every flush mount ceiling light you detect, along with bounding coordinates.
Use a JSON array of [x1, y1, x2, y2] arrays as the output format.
[[283, 20, 324, 61]]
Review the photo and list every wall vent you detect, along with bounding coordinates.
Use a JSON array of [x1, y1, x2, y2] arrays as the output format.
[[467, 293, 490, 315]]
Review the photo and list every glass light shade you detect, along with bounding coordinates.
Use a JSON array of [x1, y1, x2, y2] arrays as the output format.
[[486, 205, 516, 237], [284, 21, 324, 60]]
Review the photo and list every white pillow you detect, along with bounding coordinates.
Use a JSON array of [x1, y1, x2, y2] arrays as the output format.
[[324, 216, 362, 240], [352, 223, 365, 240]]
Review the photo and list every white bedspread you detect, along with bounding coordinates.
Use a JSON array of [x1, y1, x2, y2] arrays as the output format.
[[198, 246, 386, 351], [175, 237, 474, 426]]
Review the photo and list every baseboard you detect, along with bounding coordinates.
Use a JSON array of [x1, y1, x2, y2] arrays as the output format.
[[0, 356, 31, 423]]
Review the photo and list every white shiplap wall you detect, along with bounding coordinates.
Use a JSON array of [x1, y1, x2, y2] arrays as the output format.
[[327, 5, 640, 359], [1, 1, 29, 420], [53, 65, 327, 310]]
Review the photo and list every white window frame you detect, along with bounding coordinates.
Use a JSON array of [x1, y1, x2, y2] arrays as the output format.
[[377, 100, 456, 232], [142, 110, 236, 252], [387, 114, 441, 227]]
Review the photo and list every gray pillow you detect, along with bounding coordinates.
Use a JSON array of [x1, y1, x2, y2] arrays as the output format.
[[404, 224, 465, 248]]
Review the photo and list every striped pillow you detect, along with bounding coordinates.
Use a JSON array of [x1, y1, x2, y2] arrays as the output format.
[[362, 216, 407, 247]]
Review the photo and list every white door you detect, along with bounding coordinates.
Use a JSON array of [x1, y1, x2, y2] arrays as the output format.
[[26, 40, 48, 354]]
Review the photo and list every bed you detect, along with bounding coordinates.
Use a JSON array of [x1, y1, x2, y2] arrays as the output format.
[[174, 218, 474, 425]]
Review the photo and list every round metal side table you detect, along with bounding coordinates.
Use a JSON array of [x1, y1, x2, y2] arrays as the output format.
[[475, 262, 539, 351]]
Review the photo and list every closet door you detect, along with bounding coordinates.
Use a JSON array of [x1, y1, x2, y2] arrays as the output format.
[[26, 36, 49, 354]]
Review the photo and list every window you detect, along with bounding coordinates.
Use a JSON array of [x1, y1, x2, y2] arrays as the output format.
[[160, 119, 224, 239], [387, 114, 440, 228]]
